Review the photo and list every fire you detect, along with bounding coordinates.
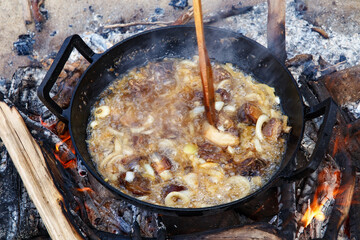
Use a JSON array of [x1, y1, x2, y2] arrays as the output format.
[[40, 117, 77, 169], [76, 187, 95, 194], [301, 167, 341, 227]]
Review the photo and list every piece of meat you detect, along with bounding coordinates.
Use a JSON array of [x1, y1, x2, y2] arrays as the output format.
[[215, 88, 231, 102], [121, 156, 146, 170], [216, 114, 236, 130], [262, 118, 283, 140], [237, 103, 262, 124], [236, 158, 267, 176], [132, 135, 149, 148], [161, 184, 187, 198], [213, 66, 232, 83], [119, 172, 151, 196], [197, 142, 231, 163], [151, 156, 172, 174]]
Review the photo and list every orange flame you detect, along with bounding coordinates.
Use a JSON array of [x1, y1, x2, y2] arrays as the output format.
[[301, 167, 341, 227], [40, 118, 77, 169], [76, 187, 95, 194]]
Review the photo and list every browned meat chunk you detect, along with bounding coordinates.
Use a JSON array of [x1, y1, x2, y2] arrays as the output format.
[[213, 66, 232, 83], [161, 184, 187, 198], [151, 156, 172, 174], [237, 103, 262, 124], [262, 118, 283, 140], [119, 173, 151, 196], [237, 158, 267, 176], [197, 142, 231, 163], [132, 135, 149, 148], [215, 88, 231, 102], [121, 156, 146, 170]]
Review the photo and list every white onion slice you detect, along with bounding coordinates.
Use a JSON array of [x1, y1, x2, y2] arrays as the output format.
[[255, 114, 269, 141]]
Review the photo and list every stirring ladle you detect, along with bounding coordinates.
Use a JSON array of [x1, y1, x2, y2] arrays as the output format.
[[193, 0, 217, 126]]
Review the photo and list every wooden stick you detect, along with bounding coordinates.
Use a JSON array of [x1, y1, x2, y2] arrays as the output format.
[[193, 0, 216, 126], [267, 0, 287, 63], [0, 102, 83, 240]]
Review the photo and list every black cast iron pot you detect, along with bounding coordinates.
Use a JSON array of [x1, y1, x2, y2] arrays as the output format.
[[38, 26, 337, 217]]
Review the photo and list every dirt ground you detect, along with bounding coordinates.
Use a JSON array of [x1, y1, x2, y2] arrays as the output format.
[[0, 0, 359, 80]]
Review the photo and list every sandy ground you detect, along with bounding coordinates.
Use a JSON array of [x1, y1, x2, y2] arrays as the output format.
[[0, 0, 260, 79], [0, 0, 359, 80]]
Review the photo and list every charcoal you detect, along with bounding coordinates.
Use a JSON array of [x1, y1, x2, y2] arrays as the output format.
[[169, 0, 188, 9], [13, 35, 35, 56], [155, 8, 164, 15]]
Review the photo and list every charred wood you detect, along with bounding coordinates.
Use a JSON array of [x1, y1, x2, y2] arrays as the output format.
[[0, 134, 48, 239], [311, 27, 329, 39], [278, 181, 296, 240], [298, 75, 319, 106], [320, 65, 360, 105], [348, 119, 360, 169], [308, 80, 332, 103], [0, 102, 83, 239], [318, 56, 337, 76], [349, 173, 360, 239], [204, 5, 253, 24], [285, 54, 313, 68], [323, 152, 355, 240]]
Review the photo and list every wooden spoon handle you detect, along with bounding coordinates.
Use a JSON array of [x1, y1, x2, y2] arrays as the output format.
[[193, 0, 217, 126]]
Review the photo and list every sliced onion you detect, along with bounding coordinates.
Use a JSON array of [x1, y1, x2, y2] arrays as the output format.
[[215, 101, 225, 111], [254, 138, 263, 152], [223, 105, 236, 112], [125, 171, 135, 182], [94, 106, 110, 118], [255, 114, 269, 141], [164, 191, 190, 207]]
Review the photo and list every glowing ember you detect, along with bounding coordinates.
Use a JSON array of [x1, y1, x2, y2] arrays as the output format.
[[40, 117, 77, 169], [76, 187, 95, 194], [301, 166, 341, 227]]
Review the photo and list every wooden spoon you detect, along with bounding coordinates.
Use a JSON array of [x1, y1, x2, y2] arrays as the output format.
[[193, 0, 217, 126]]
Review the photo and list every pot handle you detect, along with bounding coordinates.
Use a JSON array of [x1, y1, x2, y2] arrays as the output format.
[[283, 98, 338, 181], [37, 35, 98, 122]]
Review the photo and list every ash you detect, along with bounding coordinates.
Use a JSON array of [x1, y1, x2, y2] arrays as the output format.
[[216, 0, 360, 69]]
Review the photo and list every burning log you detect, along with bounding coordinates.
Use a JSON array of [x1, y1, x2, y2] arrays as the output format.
[[0, 102, 82, 240], [320, 65, 360, 105], [278, 181, 296, 240], [267, 0, 286, 63], [349, 173, 360, 239], [323, 152, 355, 240]]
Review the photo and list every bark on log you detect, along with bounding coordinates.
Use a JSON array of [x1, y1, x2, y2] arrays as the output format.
[[267, 0, 286, 63], [320, 65, 360, 105], [0, 102, 83, 240]]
